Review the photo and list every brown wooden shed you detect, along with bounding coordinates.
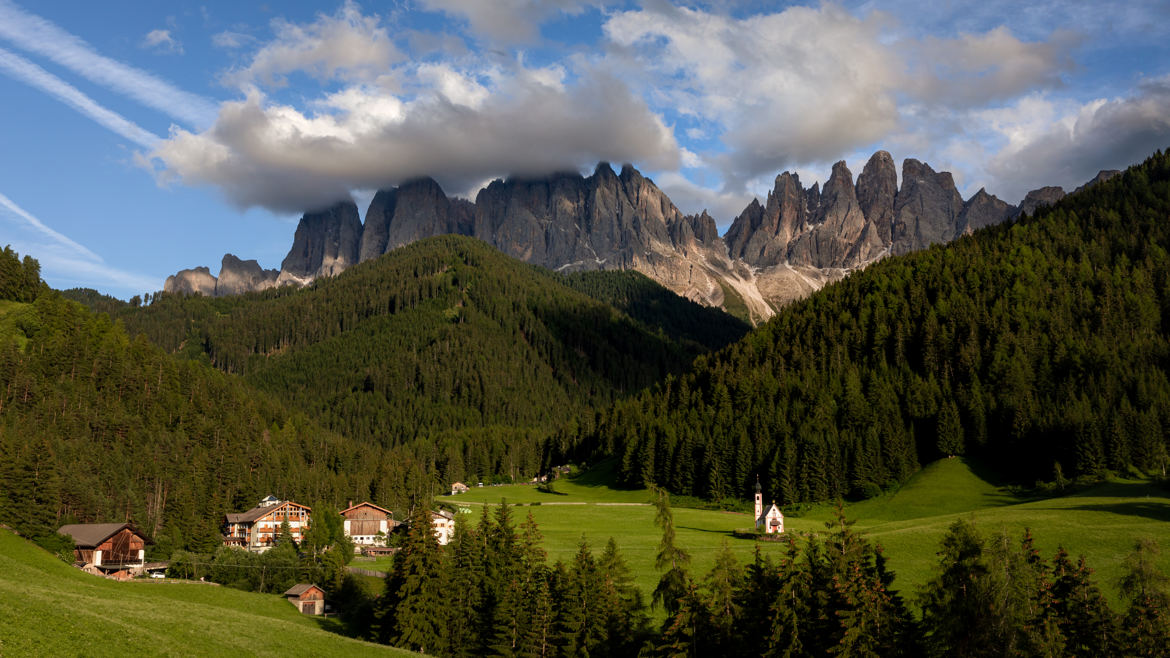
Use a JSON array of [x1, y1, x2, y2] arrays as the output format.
[[284, 583, 326, 615]]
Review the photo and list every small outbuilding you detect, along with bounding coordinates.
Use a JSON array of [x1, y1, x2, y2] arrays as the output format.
[[57, 523, 149, 572], [284, 583, 326, 615]]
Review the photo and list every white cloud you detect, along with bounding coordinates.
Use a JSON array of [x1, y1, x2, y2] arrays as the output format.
[[224, 0, 400, 87], [906, 27, 1078, 107], [0, 192, 158, 293], [0, 47, 161, 148], [603, 3, 1078, 191], [142, 29, 183, 54], [149, 65, 680, 213], [419, 0, 593, 44], [212, 30, 255, 49], [981, 77, 1170, 202], [0, 0, 217, 127]]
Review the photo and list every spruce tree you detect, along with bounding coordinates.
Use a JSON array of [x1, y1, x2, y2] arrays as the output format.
[[1117, 537, 1170, 655], [650, 485, 691, 617], [377, 504, 444, 653], [1050, 547, 1118, 657]]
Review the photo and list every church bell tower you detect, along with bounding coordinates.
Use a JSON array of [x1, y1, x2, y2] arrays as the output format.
[[754, 476, 763, 525]]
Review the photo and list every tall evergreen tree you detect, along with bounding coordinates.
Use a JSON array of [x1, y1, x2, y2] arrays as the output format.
[[1117, 537, 1170, 656], [650, 485, 691, 617], [1050, 547, 1118, 657], [376, 503, 444, 653]]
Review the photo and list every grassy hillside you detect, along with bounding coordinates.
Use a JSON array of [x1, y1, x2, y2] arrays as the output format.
[[437, 458, 1170, 610], [0, 529, 409, 656]]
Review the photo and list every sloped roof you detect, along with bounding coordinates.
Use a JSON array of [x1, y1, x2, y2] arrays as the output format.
[[432, 510, 455, 520], [57, 523, 146, 547], [340, 501, 392, 517], [284, 583, 323, 597], [225, 500, 310, 524]]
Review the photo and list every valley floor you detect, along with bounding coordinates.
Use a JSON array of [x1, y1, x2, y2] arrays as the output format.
[[437, 458, 1170, 611]]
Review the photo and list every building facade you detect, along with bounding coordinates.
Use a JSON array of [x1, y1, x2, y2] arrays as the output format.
[[340, 501, 399, 548], [431, 510, 455, 545], [223, 497, 311, 552]]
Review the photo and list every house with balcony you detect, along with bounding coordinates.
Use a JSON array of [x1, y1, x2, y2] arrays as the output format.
[[223, 496, 311, 552]]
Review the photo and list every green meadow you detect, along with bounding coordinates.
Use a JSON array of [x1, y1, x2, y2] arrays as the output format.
[[0, 529, 410, 657], [437, 458, 1170, 610]]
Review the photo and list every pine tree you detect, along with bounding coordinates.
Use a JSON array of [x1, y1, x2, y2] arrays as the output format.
[[1117, 537, 1170, 656], [702, 541, 742, 650], [377, 503, 444, 653], [918, 519, 994, 657], [1050, 547, 1118, 657], [443, 514, 484, 658], [597, 537, 649, 656], [650, 484, 691, 617]]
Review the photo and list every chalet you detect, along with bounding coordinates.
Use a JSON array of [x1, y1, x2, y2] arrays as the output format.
[[284, 583, 326, 615], [431, 510, 455, 545], [340, 501, 400, 549], [57, 523, 149, 572], [450, 482, 470, 495], [753, 478, 785, 535], [223, 496, 311, 552]]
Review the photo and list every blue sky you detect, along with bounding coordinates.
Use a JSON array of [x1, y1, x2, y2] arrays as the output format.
[[2, 0, 1169, 299]]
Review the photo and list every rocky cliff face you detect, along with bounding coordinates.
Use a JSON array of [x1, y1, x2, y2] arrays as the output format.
[[162, 155, 1109, 323], [359, 178, 474, 262], [216, 254, 279, 296], [1016, 186, 1066, 218], [278, 200, 363, 286], [163, 266, 217, 296]]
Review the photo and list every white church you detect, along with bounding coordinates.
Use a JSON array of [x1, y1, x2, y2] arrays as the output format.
[[754, 477, 785, 534]]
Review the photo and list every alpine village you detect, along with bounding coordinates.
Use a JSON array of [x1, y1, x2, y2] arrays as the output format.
[[4, 2, 1170, 657]]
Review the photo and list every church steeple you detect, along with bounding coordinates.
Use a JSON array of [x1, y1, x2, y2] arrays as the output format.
[[754, 475, 763, 525]]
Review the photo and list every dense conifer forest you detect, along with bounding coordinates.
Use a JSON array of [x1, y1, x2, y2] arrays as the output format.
[[0, 280, 393, 554], [579, 150, 1170, 503], [69, 236, 745, 488]]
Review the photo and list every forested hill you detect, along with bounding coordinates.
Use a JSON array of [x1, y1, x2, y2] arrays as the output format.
[[580, 149, 1170, 504], [79, 236, 746, 483], [0, 261, 396, 554]]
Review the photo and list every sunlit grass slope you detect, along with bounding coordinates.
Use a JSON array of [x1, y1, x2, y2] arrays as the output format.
[[438, 458, 1170, 609], [0, 529, 410, 657]]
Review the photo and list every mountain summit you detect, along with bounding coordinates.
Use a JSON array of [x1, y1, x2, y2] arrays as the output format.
[[164, 154, 1093, 322]]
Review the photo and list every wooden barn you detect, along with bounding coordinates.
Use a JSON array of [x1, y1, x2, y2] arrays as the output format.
[[57, 523, 149, 572], [284, 583, 326, 615], [223, 496, 311, 552], [340, 501, 399, 549]]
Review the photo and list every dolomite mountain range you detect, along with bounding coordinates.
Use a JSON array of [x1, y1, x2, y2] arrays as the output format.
[[165, 151, 1120, 323]]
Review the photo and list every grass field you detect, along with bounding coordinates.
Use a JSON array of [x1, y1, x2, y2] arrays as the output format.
[[437, 458, 1170, 611], [0, 529, 411, 657]]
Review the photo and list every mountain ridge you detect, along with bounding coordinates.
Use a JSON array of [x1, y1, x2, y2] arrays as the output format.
[[165, 156, 1123, 322]]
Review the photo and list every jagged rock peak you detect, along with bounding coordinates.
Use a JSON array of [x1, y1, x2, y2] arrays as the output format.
[[163, 266, 217, 296], [279, 199, 362, 282], [1074, 169, 1122, 195], [1016, 186, 1066, 218], [890, 158, 964, 255], [359, 177, 472, 262], [958, 188, 1014, 235], [216, 254, 279, 297], [856, 150, 898, 245]]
